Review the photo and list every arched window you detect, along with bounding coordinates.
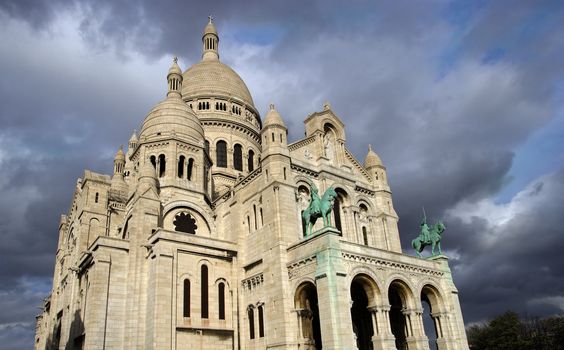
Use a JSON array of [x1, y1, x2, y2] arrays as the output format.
[[150, 155, 156, 169], [178, 155, 185, 178], [248, 150, 254, 172], [233, 144, 243, 171], [187, 158, 194, 181], [158, 154, 166, 177], [216, 141, 227, 168], [258, 305, 265, 338], [334, 197, 342, 232], [247, 216, 251, 234], [218, 283, 225, 320], [205, 140, 210, 154], [201, 265, 208, 318], [253, 205, 258, 230], [183, 279, 190, 317], [248, 306, 255, 339]]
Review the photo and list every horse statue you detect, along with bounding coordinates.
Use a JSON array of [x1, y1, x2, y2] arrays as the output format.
[[302, 183, 338, 237], [412, 219, 446, 258]]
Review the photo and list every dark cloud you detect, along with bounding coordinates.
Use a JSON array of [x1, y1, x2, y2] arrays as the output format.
[[1, 1, 564, 348]]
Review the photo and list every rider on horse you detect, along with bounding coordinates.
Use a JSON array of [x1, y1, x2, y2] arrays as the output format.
[[420, 216, 431, 244], [309, 182, 322, 216]]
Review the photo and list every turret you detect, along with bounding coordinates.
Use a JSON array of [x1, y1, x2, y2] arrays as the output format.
[[110, 146, 128, 201], [202, 16, 219, 61], [167, 57, 183, 98], [261, 104, 290, 181], [128, 130, 138, 153], [364, 144, 387, 186]]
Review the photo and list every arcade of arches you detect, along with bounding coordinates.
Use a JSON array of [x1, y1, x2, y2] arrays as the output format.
[[294, 276, 451, 350]]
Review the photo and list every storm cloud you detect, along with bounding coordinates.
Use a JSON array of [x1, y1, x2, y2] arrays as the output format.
[[1, 1, 563, 348]]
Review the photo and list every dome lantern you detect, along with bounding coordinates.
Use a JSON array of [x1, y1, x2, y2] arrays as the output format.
[[167, 57, 183, 98], [202, 15, 219, 61]]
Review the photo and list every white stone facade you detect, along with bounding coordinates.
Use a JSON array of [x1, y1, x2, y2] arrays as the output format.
[[35, 18, 469, 350]]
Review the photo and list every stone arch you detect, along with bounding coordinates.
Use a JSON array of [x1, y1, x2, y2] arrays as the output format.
[[296, 182, 311, 237], [419, 282, 448, 346], [387, 278, 417, 349], [332, 186, 350, 234], [350, 273, 381, 350], [87, 218, 101, 247], [321, 120, 344, 141], [294, 281, 322, 349], [162, 201, 214, 235]]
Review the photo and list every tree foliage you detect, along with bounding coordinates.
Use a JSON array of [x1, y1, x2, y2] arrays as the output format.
[[467, 311, 564, 350]]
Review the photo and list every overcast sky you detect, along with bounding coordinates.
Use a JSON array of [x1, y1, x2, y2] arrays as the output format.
[[1, 1, 563, 348]]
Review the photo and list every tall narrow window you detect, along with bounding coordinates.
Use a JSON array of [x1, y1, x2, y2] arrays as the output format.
[[334, 198, 342, 232], [178, 156, 185, 178], [183, 279, 190, 317], [260, 208, 264, 227], [187, 158, 194, 181], [233, 144, 243, 171], [248, 150, 255, 172], [150, 155, 156, 169], [253, 205, 257, 230], [94, 192, 99, 203], [158, 154, 166, 177], [216, 141, 227, 168], [248, 307, 255, 339], [362, 227, 368, 246], [247, 216, 251, 234], [218, 283, 225, 320], [201, 265, 209, 318], [258, 305, 265, 338]]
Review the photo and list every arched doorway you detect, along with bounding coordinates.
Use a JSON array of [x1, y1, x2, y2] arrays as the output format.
[[350, 274, 378, 350], [421, 285, 445, 349], [295, 282, 322, 349], [388, 281, 412, 350]]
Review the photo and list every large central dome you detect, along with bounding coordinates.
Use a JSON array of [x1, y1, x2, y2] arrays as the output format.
[[181, 60, 255, 107]]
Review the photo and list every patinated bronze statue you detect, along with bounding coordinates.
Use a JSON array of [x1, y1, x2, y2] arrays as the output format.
[[302, 181, 337, 236], [412, 209, 445, 257]]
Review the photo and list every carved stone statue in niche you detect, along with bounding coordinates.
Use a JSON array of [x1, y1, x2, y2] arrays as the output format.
[[323, 132, 335, 160]]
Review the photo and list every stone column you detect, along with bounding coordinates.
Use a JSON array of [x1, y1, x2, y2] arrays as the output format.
[[404, 308, 429, 350], [314, 229, 356, 349], [83, 254, 111, 350], [370, 304, 396, 350]]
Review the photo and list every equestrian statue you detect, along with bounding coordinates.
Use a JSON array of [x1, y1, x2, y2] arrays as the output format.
[[412, 208, 446, 257], [302, 181, 338, 237]]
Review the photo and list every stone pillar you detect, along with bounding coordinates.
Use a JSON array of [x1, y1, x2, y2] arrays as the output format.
[[83, 254, 111, 350], [314, 229, 356, 349], [149, 247, 174, 349], [368, 304, 395, 350], [404, 308, 430, 350]]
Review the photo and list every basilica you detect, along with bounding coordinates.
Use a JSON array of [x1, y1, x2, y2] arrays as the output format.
[[35, 18, 469, 350]]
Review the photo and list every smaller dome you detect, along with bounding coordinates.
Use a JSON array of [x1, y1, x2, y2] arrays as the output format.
[[364, 145, 383, 168], [115, 146, 125, 161], [129, 130, 138, 143], [263, 104, 286, 128], [204, 16, 218, 36], [168, 58, 182, 76], [140, 98, 204, 142]]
